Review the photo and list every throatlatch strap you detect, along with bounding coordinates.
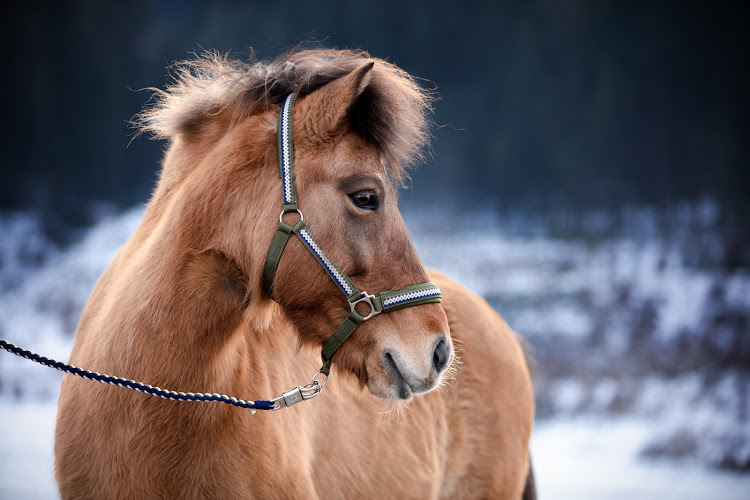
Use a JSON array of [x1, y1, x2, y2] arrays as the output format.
[[278, 93, 298, 211], [263, 220, 305, 296]]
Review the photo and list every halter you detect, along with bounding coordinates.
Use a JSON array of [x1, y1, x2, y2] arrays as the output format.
[[0, 93, 443, 413], [262, 93, 442, 407]]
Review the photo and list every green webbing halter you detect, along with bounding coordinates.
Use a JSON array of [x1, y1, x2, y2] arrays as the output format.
[[263, 93, 442, 380]]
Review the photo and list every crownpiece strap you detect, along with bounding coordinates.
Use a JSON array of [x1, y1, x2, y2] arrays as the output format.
[[278, 93, 298, 211]]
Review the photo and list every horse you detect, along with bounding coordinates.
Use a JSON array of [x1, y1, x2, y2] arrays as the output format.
[[54, 49, 535, 499]]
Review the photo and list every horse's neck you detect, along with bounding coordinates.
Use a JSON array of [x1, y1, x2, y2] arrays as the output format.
[[74, 219, 282, 395]]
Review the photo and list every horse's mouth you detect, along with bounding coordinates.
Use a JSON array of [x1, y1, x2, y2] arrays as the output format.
[[383, 351, 413, 400]]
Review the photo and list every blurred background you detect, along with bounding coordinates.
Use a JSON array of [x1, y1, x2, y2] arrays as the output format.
[[1, 1, 748, 498]]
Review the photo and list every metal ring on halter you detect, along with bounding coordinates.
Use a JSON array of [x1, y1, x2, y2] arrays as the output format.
[[279, 209, 304, 224], [311, 369, 328, 390], [349, 292, 381, 321]]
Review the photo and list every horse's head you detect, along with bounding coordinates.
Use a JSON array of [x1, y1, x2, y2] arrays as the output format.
[[139, 50, 452, 400]]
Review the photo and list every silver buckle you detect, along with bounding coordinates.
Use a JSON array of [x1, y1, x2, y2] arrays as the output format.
[[349, 292, 381, 321]]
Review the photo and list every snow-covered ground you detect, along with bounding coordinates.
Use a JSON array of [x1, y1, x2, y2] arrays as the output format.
[[1, 204, 748, 497], [532, 418, 750, 499], [0, 401, 59, 500]]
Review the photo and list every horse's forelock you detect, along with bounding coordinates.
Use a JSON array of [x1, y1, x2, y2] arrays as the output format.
[[135, 48, 434, 183]]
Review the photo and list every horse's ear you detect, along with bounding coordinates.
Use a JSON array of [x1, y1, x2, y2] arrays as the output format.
[[296, 61, 375, 140]]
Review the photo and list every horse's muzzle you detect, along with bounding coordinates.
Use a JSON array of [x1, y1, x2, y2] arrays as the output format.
[[382, 335, 452, 400]]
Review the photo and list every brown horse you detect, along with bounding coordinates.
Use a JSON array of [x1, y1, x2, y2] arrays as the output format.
[[55, 49, 534, 499]]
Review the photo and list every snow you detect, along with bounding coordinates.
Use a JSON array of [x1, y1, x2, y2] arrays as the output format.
[[408, 213, 740, 346], [0, 401, 58, 500], [532, 418, 750, 499], [551, 377, 588, 414], [0, 208, 144, 398]]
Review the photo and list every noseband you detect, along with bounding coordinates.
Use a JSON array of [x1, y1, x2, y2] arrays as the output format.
[[262, 94, 442, 407]]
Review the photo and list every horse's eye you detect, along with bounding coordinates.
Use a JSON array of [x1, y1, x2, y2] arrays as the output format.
[[349, 190, 379, 211]]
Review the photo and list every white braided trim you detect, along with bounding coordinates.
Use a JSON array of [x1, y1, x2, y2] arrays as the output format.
[[382, 284, 442, 308], [281, 95, 294, 203], [298, 228, 354, 296]]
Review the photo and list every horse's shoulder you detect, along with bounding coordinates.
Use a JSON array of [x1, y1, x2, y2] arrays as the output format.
[[428, 269, 517, 344], [426, 268, 534, 497], [427, 268, 531, 385]]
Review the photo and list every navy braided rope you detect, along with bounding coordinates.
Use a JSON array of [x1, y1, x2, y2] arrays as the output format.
[[0, 339, 274, 411]]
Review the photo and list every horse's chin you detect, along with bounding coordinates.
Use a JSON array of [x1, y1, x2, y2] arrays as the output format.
[[366, 377, 444, 401], [366, 379, 414, 401]]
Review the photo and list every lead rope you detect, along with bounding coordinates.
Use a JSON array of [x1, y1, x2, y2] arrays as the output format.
[[0, 339, 275, 412]]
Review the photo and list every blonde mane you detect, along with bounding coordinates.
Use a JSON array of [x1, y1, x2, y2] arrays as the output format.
[[136, 48, 434, 182]]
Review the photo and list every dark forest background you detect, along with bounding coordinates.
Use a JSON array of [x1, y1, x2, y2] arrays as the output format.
[[2, 1, 748, 259]]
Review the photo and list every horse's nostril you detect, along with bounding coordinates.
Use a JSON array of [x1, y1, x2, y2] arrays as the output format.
[[433, 338, 450, 373]]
